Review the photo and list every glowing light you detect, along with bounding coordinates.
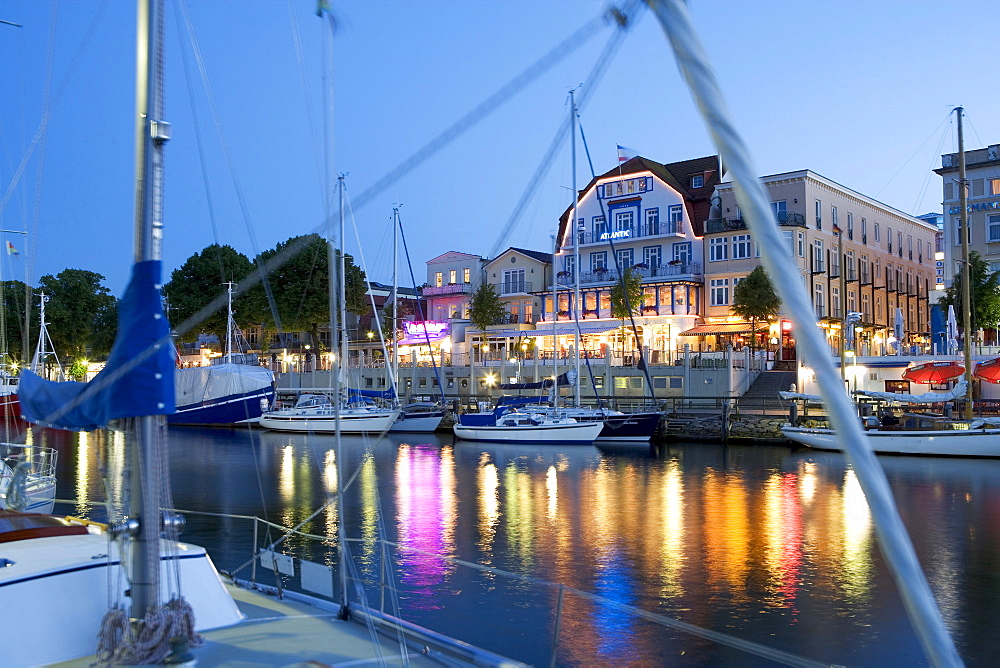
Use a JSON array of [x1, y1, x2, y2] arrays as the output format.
[[546, 466, 558, 520]]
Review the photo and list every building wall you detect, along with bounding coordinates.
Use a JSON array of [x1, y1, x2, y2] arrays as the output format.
[[423, 251, 485, 320], [936, 145, 1000, 285], [483, 248, 550, 325], [707, 170, 937, 353]]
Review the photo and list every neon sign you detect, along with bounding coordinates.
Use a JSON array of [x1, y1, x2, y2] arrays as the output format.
[[600, 230, 631, 240]]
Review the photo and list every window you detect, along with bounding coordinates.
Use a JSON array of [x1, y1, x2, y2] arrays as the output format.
[[771, 200, 787, 221], [672, 242, 692, 265], [945, 182, 955, 200], [797, 232, 805, 257], [710, 237, 728, 261], [897, 231, 903, 257], [887, 226, 893, 253], [691, 174, 704, 188], [846, 249, 855, 280], [815, 200, 822, 229], [732, 234, 751, 259], [435, 272, 443, 287], [874, 222, 880, 242], [653, 376, 668, 389], [643, 245, 661, 269], [830, 246, 840, 276], [590, 251, 608, 272], [563, 255, 575, 276], [710, 278, 730, 306], [831, 286, 841, 319], [907, 235, 913, 260], [991, 179, 1000, 196], [615, 210, 634, 233], [782, 230, 794, 256], [831, 206, 838, 233], [862, 293, 871, 320], [989, 214, 1000, 242], [449, 269, 457, 284], [814, 283, 825, 317], [954, 217, 965, 246], [645, 208, 660, 234], [668, 205, 684, 233], [503, 268, 526, 293], [847, 213, 854, 240], [616, 248, 634, 269], [670, 377, 683, 389], [972, 179, 984, 197], [593, 216, 607, 238], [861, 218, 867, 244], [463, 267, 471, 283], [614, 376, 644, 390], [848, 289, 856, 313], [813, 239, 825, 272]]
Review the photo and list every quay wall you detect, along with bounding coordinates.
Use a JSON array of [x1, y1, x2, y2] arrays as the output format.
[[661, 412, 794, 444]]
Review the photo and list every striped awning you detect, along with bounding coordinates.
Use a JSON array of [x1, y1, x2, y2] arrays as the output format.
[[679, 323, 759, 336]]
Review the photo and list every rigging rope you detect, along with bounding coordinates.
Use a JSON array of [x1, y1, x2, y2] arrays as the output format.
[[648, 1, 961, 665]]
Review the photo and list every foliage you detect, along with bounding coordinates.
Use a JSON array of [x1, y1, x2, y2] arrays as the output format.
[[37, 269, 117, 361], [164, 244, 254, 342], [468, 283, 504, 331], [0, 280, 35, 367], [68, 359, 88, 381], [938, 251, 1000, 335], [731, 266, 781, 351], [248, 235, 366, 350], [379, 298, 413, 341], [609, 267, 646, 321]]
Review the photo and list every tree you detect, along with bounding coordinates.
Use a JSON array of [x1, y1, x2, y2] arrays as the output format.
[[164, 244, 255, 343], [939, 251, 1000, 336], [609, 268, 646, 356], [37, 269, 117, 361], [0, 280, 35, 368], [731, 266, 781, 351], [468, 283, 504, 331], [248, 234, 366, 350]]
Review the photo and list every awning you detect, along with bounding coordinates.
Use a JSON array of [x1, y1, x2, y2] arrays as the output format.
[[679, 323, 760, 336], [483, 325, 619, 338]]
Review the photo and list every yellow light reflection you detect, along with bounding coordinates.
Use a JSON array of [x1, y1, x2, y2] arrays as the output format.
[[658, 459, 685, 597], [839, 468, 874, 604], [546, 465, 558, 521], [357, 453, 378, 573], [477, 456, 500, 558], [278, 444, 295, 504], [798, 461, 817, 504], [702, 470, 750, 600]]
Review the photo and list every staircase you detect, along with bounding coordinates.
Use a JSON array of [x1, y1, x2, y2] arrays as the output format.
[[741, 370, 797, 411]]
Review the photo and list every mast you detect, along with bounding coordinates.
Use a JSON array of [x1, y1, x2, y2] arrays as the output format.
[[551, 233, 558, 409], [225, 281, 234, 363], [570, 89, 582, 407], [392, 206, 400, 398], [130, 0, 168, 622], [956, 106, 973, 420]]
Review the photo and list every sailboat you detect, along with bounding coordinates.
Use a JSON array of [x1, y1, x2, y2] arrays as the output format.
[[781, 106, 1000, 457], [169, 282, 276, 425], [258, 179, 399, 435]]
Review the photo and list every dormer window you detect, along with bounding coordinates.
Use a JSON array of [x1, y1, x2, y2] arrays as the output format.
[[691, 174, 704, 189]]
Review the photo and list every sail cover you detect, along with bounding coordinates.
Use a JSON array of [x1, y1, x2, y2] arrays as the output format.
[[500, 369, 576, 391], [20, 260, 177, 430]]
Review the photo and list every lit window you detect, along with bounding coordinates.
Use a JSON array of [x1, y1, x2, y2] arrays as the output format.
[[435, 272, 443, 287], [710, 278, 729, 306], [463, 267, 471, 283]]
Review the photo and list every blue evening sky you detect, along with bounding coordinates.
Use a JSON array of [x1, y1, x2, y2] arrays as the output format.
[[2, 1, 998, 301]]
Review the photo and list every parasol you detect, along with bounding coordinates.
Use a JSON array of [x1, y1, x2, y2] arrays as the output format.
[[901, 360, 965, 385]]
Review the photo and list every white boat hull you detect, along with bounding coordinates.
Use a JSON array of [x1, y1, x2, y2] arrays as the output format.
[[259, 408, 400, 433], [388, 413, 444, 432], [454, 420, 602, 444], [0, 531, 242, 666], [781, 425, 1000, 457]]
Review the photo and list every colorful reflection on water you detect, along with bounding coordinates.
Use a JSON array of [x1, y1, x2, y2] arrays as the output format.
[[30, 426, 1000, 666]]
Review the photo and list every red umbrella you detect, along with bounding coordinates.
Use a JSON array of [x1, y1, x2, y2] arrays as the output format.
[[974, 358, 1000, 383], [901, 361, 965, 384]]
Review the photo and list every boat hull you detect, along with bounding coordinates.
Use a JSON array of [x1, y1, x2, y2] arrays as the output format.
[[781, 425, 1000, 457], [259, 409, 400, 433], [0, 529, 242, 666], [588, 411, 661, 441], [388, 411, 444, 433], [453, 420, 602, 444], [168, 387, 275, 425]]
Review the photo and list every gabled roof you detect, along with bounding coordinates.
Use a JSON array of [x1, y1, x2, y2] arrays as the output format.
[[427, 250, 484, 264], [484, 246, 552, 268], [557, 155, 721, 244]]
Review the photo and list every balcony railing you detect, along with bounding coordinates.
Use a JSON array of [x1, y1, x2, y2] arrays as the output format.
[[704, 212, 806, 234], [572, 221, 685, 246], [499, 281, 532, 295], [556, 262, 702, 286], [422, 283, 471, 296]]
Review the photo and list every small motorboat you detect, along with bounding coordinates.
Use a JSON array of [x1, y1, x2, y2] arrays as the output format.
[[454, 408, 602, 444]]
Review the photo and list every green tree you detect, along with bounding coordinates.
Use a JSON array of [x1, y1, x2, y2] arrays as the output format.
[[468, 283, 504, 331], [939, 251, 1000, 335], [0, 280, 35, 369], [609, 268, 646, 355], [37, 269, 117, 361], [164, 244, 255, 343], [731, 266, 781, 351], [248, 234, 366, 350]]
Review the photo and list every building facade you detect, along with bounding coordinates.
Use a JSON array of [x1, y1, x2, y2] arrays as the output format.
[[935, 144, 1000, 284], [423, 251, 486, 321], [706, 170, 938, 357]]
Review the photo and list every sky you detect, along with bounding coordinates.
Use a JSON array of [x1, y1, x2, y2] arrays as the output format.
[[2, 0, 1000, 302]]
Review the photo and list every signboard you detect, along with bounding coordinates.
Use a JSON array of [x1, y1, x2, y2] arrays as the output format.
[[399, 320, 450, 346]]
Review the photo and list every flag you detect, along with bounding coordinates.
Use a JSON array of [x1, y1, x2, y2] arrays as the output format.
[[832, 222, 842, 236], [5, 241, 17, 255], [616, 144, 637, 163], [316, 0, 331, 16]]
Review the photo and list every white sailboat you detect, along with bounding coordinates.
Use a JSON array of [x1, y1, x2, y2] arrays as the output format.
[[454, 408, 602, 444], [781, 106, 998, 458], [258, 178, 399, 434]]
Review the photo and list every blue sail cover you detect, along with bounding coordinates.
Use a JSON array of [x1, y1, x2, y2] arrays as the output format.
[[19, 260, 176, 431], [347, 387, 397, 400]]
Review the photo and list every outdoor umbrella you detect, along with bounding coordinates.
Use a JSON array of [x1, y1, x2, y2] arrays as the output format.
[[891, 307, 904, 353], [902, 360, 966, 384], [974, 358, 1000, 383], [947, 304, 959, 354]]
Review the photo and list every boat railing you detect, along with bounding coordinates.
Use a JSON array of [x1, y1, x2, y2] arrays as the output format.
[[164, 509, 829, 667]]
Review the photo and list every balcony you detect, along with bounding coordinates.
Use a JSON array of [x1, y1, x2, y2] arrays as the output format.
[[571, 221, 685, 246], [704, 212, 806, 234], [556, 262, 703, 287], [422, 283, 470, 296], [499, 280, 532, 295]]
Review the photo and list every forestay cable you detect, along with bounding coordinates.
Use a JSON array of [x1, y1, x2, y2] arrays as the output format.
[[647, 1, 961, 665]]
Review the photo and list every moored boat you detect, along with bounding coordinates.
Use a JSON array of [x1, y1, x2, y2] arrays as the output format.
[[259, 393, 399, 433], [454, 409, 602, 444]]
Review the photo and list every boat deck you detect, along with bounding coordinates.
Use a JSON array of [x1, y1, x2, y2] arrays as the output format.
[[53, 583, 451, 667]]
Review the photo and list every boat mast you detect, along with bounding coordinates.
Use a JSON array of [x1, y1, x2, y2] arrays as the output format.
[[570, 89, 582, 408], [225, 281, 234, 363], [956, 106, 973, 420], [392, 206, 400, 398], [130, 0, 168, 622]]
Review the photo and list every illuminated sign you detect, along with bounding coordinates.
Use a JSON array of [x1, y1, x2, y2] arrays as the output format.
[[949, 200, 1000, 214], [403, 321, 449, 340], [598, 176, 653, 199], [599, 230, 631, 240]]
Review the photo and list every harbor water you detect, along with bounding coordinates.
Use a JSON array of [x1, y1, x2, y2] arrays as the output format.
[[30, 425, 1000, 666]]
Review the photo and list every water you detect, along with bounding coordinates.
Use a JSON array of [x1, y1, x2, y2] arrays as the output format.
[[28, 425, 1000, 666]]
